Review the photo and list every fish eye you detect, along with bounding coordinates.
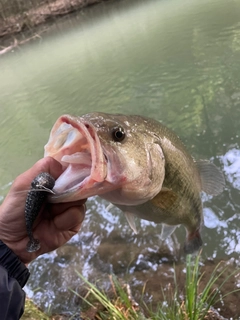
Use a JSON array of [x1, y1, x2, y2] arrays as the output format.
[[112, 126, 125, 142]]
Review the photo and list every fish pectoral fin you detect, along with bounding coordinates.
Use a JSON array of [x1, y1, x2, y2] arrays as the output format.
[[124, 212, 138, 234], [106, 203, 114, 211], [196, 160, 225, 195], [160, 223, 179, 240]]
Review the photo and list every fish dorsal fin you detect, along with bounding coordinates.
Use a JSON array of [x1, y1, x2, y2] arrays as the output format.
[[196, 160, 225, 195], [124, 212, 138, 234], [160, 223, 178, 240]]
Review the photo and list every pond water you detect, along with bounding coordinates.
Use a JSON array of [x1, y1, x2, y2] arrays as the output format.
[[0, 0, 240, 317]]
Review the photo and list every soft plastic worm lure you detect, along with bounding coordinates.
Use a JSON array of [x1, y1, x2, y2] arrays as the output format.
[[25, 172, 55, 252]]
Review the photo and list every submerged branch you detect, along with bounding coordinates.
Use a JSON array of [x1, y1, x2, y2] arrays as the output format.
[[0, 32, 43, 55]]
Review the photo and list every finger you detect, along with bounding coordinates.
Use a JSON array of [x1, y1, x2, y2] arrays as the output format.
[[49, 199, 87, 216], [12, 157, 63, 192], [53, 205, 86, 232]]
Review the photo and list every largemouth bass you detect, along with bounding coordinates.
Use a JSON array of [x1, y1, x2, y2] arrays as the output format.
[[44, 113, 225, 254]]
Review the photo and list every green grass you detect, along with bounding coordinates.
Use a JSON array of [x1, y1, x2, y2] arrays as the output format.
[[72, 273, 142, 320], [146, 254, 239, 320], [73, 253, 240, 320], [22, 298, 51, 320]]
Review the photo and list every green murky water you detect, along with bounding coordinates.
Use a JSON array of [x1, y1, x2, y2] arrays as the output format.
[[0, 0, 240, 316]]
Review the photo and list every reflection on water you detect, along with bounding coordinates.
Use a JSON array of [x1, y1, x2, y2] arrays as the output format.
[[218, 148, 240, 255], [221, 147, 240, 190], [0, 0, 240, 316]]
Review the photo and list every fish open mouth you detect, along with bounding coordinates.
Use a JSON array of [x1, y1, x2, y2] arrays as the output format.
[[44, 115, 107, 202]]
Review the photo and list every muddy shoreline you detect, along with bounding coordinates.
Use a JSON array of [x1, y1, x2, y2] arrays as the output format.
[[0, 0, 109, 54]]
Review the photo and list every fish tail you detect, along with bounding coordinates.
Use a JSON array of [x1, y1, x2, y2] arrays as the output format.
[[26, 238, 41, 253], [183, 230, 202, 254]]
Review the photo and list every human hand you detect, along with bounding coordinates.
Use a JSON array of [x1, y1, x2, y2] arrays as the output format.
[[0, 157, 86, 264]]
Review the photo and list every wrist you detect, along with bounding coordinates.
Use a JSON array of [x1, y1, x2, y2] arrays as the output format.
[[0, 240, 30, 287], [1, 237, 37, 264]]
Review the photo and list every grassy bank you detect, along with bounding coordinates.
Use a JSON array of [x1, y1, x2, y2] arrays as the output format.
[[23, 254, 240, 319], [22, 299, 51, 320], [70, 254, 239, 320]]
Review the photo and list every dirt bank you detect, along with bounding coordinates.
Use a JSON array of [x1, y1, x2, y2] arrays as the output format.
[[0, 0, 108, 54]]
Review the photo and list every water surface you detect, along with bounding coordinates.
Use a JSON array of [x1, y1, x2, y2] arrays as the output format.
[[0, 0, 240, 316]]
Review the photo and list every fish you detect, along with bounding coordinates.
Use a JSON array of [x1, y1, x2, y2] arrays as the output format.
[[44, 113, 225, 254], [25, 172, 55, 252]]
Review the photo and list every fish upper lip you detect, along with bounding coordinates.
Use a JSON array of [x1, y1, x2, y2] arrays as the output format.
[[44, 114, 107, 201]]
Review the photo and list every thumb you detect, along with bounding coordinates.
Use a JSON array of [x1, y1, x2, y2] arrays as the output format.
[[11, 157, 63, 193]]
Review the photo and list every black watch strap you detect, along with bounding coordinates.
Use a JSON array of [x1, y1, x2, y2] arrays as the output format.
[[0, 240, 30, 288]]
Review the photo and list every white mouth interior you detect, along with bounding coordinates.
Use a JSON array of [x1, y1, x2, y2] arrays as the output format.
[[61, 151, 91, 165], [45, 116, 107, 198], [55, 150, 92, 192], [45, 122, 93, 194], [53, 163, 92, 193]]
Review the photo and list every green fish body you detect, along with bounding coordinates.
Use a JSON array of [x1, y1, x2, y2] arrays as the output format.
[[44, 113, 225, 253]]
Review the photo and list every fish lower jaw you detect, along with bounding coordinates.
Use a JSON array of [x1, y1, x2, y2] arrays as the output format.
[[49, 174, 109, 203], [49, 185, 88, 203]]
